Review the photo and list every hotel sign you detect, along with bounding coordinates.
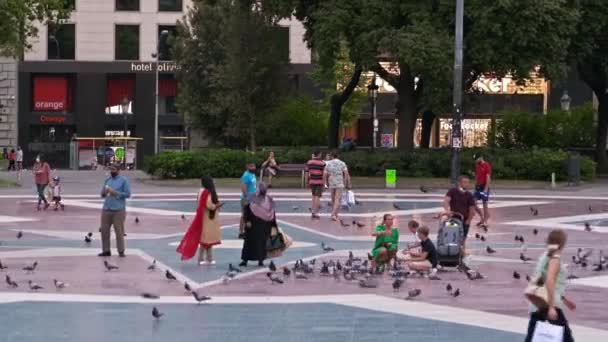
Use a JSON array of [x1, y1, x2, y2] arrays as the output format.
[[130, 62, 181, 73]]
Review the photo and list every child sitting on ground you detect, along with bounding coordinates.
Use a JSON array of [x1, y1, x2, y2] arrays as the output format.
[[50, 176, 64, 211], [405, 226, 438, 277], [401, 220, 420, 259]]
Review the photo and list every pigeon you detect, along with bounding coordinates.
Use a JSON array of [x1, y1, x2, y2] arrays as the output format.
[[446, 283, 453, 293], [320, 263, 330, 275], [192, 291, 212, 303], [589, 205, 593, 213], [141, 292, 160, 299], [53, 279, 68, 289], [513, 271, 521, 279], [5, 275, 18, 288], [343, 271, 355, 281], [529, 206, 535, 213], [480, 235, 486, 242], [221, 275, 231, 284], [268, 261, 277, 272], [147, 259, 157, 271], [294, 272, 308, 279], [282, 267, 291, 277], [152, 306, 163, 319], [392, 278, 404, 292], [228, 263, 242, 273], [475, 233, 480, 239], [405, 288, 422, 300], [533, 229, 538, 235], [355, 221, 366, 228], [525, 274, 531, 282], [181, 214, 186, 220], [428, 273, 442, 281], [419, 186, 429, 193], [336, 261, 343, 271], [451, 288, 461, 297], [165, 270, 177, 281], [567, 274, 579, 280], [465, 269, 484, 280], [103, 260, 119, 271], [593, 263, 604, 272], [23, 261, 38, 273], [184, 282, 192, 292], [520, 253, 533, 263], [28, 280, 43, 291], [267, 272, 284, 284], [16, 231, 23, 239], [84, 232, 93, 244], [532, 209, 539, 216], [584, 222, 592, 232], [135, 217, 140, 224], [359, 277, 378, 288], [321, 242, 335, 252], [519, 236, 526, 244], [392, 203, 402, 210], [486, 246, 496, 254], [225, 270, 238, 279], [339, 219, 350, 227], [0, 260, 7, 270]]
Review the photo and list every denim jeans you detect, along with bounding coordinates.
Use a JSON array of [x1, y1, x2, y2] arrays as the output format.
[[36, 183, 48, 205]]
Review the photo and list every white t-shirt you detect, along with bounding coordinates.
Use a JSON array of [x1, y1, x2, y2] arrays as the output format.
[[52, 185, 61, 197], [16, 150, 23, 162], [325, 159, 348, 189]]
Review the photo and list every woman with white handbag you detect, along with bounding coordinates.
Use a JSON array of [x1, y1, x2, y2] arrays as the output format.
[[524, 229, 575, 342]]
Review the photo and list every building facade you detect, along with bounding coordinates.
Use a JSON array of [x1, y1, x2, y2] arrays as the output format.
[[0, 57, 18, 153], [18, 0, 313, 168]]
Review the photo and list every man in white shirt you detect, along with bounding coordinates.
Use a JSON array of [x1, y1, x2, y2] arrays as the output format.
[[15, 147, 23, 170], [323, 151, 351, 221]]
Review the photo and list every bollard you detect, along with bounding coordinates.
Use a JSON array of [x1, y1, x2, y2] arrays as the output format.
[[551, 173, 556, 188]]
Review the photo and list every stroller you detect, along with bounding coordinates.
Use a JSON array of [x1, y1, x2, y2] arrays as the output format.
[[436, 213, 465, 267]]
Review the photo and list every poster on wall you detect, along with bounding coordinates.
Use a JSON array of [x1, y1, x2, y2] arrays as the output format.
[[380, 134, 394, 148]]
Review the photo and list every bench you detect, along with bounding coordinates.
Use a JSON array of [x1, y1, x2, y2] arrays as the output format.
[[265, 163, 306, 188]]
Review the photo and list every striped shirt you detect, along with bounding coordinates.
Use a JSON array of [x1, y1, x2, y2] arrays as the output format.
[[305, 159, 326, 186]]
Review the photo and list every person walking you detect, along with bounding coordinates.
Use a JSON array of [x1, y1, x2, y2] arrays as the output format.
[[323, 151, 350, 221], [473, 154, 491, 228], [15, 146, 23, 170], [32, 155, 51, 211], [99, 164, 131, 257], [305, 150, 326, 219], [239, 163, 257, 238], [525, 229, 575, 342], [261, 151, 279, 188], [239, 183, 275, 267], [8, 149, 15, 171], [442, 175, 476, 262]]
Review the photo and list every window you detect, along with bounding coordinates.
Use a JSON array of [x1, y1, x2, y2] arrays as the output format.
[[159, 76, 178, 114], [63, 0, 75, 10], [158, 25, 177, 61], [115, 25, 140, 60], [159, 0, 182, 11], [48, 24, 76, 60], [105, 76, 135, 115], [116, 0, 139, 11], [270, 26, 290, 63]]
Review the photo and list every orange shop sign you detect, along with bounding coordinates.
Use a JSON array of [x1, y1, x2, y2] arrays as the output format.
[[39, 115, 67, 124]]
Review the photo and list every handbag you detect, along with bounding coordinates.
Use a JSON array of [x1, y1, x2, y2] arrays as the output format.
[[266, 226, 286, 252], [532, 321, 564, 342], [525, 275, 549, 309], [267, 229, 292, 258]]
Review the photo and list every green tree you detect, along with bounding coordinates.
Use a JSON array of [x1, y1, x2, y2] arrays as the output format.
[[568, 1, 608, 171], [260, 96, 328, 146], [174, 0, 288, 149], [0, 0, 73, 60], [305, 0, 577, 151]]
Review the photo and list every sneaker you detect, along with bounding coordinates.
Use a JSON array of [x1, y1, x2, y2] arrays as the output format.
[[208, 260, 216, 265], [199, 261, 208, 265], [239, 261, 247, 267], [118, 252, 126, 258], [98, 252, 111, 257]]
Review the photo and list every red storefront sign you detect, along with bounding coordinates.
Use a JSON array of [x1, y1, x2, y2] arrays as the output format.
[[39, 115, 67, 124], [33, 77, 71, 112]]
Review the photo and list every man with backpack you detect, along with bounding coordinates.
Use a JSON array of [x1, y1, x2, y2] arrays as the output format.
[[443, 175, 476, 263]]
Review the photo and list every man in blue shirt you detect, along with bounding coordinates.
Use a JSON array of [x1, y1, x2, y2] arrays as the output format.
[[99, 164, 131, 257], [239, 163, 257, 238]]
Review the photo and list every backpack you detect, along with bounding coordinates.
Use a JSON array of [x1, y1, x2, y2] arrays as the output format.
[[436, 218, 464, 258]]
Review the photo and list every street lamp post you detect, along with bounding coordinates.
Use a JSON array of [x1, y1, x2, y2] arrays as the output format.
[[560, 90, 572, 112], [153, 30, 169, 155], [450, 0, 465, 185], [121, 97, 130, 169], [368, 75, 379, 150]]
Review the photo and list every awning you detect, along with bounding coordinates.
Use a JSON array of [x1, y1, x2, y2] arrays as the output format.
[[106, 78, 135, 107]]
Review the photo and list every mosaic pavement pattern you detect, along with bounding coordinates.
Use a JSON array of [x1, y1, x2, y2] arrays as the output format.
[[1, 183, 608, 341]]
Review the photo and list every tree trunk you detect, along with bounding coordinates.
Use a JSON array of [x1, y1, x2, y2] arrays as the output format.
[[596, 93, 608, 173], [420, 110, 435, 149], [396, 85, 418, 151], [328, 94, 342, 148], [327, 66, 362, 149]]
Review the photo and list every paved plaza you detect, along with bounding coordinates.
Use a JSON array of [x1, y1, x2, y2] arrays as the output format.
[[0, 171, 607, 341]]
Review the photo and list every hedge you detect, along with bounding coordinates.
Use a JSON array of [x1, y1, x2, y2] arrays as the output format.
[[144, 147, 596, 181]]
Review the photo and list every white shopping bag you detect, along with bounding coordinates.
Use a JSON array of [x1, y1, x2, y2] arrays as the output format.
[[347, 190, 356, 206], [340, 192, 349, 207], [532, 321, 564, 342]]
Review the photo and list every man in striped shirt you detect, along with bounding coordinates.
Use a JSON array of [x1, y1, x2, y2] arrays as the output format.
[[305, 150, 326, 219]]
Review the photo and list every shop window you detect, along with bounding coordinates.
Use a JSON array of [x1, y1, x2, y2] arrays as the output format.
[[32, 76, 73, 113], [115, 25, 140, 61], [116, 0, 139, 11], [48, 24, 75, 60], [158, 25, 177, 61], [29, 125, 75, 143], [159, 0, 182, 11], [105, 77, 135, 114], [159, 77, 178, 114]]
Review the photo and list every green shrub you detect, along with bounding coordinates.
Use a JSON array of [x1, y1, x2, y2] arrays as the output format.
[[144, 147, 596, 181]]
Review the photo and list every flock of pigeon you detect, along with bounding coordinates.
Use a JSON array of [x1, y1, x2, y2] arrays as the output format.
[[2, 260, 68, 291]]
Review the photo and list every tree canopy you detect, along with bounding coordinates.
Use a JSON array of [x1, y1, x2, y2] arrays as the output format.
[[0, 0, 72, 60]]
